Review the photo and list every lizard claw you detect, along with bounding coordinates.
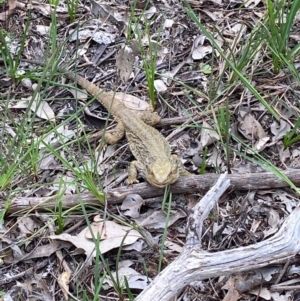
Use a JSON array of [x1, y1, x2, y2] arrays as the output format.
[[125, 177, 139, 187]]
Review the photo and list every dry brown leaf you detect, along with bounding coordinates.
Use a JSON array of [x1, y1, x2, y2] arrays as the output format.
[[201, 121, 220, 148], [253, 136, 270, 152], [116, 41, 140, 83], [192, 45, 212, 60], [36, 25, 50, 36], [207, 146, 222, 168], [222, 287, 240, 301], [90, 1, 126, 33], [238, 111, 265, 139], [0, 0, 16, 21], [135, 209, 186, 229], [69, 28, 117, 44], [49, 220, 143, 256], [58, 271, 71, 300], [8, 99, 29, 109], [17, 217, 37, 238], [271, 190, 297, 214], [202, 9, 223, 21], [104, 260, 148, 290], [68, 85, 88, 100], [270, 119, 291, 142], [276, 142, 290, 165], [250, 219, 261, 233], [39, 125, 76, 148], [38, 153, 56, 170], [30, 95, 55, 122], [12, 241, 66, 263], [144, 6, 157, 19]]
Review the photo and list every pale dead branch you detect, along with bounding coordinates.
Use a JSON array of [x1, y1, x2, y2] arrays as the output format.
[[135, 174, 300, 301], [8, 170, 300, 214]]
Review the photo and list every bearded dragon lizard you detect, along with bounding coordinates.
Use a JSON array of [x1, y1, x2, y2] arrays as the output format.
[[29, 62, 190, 187]]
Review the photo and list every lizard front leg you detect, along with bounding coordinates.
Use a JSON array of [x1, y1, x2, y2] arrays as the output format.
[[126, 160, 144, 185], [138, 110, 161, 126], [104, 121, 125, 144]]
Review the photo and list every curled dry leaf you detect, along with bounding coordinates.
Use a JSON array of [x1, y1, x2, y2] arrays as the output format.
[[207, 146, 222, 168], [30, 95, 55, 122], [123, 239, 144, 252], [253, 136, 270, 152], [104, 260, 148, 290], [271, 189, 297, 213], [222, 268, 278, 298], [116, 40, 140, 83], [38, 153, 55, 170], [9, 96, 55, 122], [267, 208, 280, 228], [192, 35, 212, 60], [58, 271, 71, 300], [238, 111, 266, 140], [276, 142, 290, 165], [270, 119, 291, 142], [201, 121, 220, 148], [17, 217, 37, 238], [238, 111, 270, 152]]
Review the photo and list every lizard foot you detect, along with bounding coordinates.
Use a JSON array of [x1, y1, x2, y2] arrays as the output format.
[[125, 177, 139, 187]]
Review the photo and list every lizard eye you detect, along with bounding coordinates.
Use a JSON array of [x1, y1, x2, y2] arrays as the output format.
[[147, 165, 154, 175]]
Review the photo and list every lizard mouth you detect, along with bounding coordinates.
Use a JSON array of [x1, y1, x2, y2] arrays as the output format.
[[149, 176, 179, 188]]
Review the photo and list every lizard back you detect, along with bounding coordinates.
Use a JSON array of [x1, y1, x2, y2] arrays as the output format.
[[66, 70, 171, 163]]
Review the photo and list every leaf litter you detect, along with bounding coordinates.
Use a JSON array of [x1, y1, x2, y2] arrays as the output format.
[[1, 0, 300, 299]]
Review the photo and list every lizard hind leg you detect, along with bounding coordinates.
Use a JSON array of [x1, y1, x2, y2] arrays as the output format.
[[104, 121, 125, 144]]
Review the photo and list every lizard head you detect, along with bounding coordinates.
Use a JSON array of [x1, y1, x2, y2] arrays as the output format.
[[145, 161, 179, 188]]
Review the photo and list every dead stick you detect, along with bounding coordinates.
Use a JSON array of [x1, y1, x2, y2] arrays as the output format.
[[8, 170, 300, 214], [136, 207, 300, 301]]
